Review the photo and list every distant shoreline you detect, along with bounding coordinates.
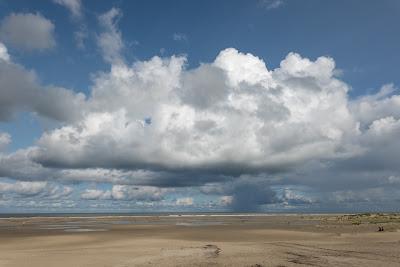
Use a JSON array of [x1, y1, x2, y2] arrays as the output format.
[[0, 212, 387, 219]]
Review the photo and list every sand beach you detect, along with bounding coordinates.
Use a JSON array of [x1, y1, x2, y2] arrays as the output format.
[[0, 213, 399, 266]]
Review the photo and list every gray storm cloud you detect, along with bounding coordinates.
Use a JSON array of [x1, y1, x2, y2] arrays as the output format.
[[0, 43, 86, 122], [229, 182, 278, 212], [0, 13, 56, 51]]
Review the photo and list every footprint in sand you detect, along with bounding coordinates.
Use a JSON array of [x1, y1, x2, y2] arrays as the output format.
[[203, 244, 221, 258]]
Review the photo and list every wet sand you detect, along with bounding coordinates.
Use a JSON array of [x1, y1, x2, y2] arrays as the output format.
[[0, 214, 399, 266]]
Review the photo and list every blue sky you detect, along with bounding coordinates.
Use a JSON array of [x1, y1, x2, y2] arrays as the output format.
[[0, 0, 399, 212], [2, 0, 399, 94]]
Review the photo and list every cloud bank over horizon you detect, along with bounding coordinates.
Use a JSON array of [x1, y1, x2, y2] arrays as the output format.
[[0, 4, 399, 212]]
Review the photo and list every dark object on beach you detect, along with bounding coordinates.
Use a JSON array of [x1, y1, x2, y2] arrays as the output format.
[[378, 226, 384, 232]]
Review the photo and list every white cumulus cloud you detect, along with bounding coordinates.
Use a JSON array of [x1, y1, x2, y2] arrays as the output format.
[[0, 42, 10, 62], [32, 48, 360, 176], [81, 185, 167, 201], [176, 197, 193, 206], [53, 0, 82, 18], [0, 132, 11, 151], [97, 8, 124, 64]]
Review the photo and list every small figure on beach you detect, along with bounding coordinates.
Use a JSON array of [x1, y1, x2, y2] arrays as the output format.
[[378, 226, 384, 232]]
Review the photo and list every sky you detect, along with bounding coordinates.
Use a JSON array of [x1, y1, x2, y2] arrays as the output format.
[[0, 0, 399, 213]]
